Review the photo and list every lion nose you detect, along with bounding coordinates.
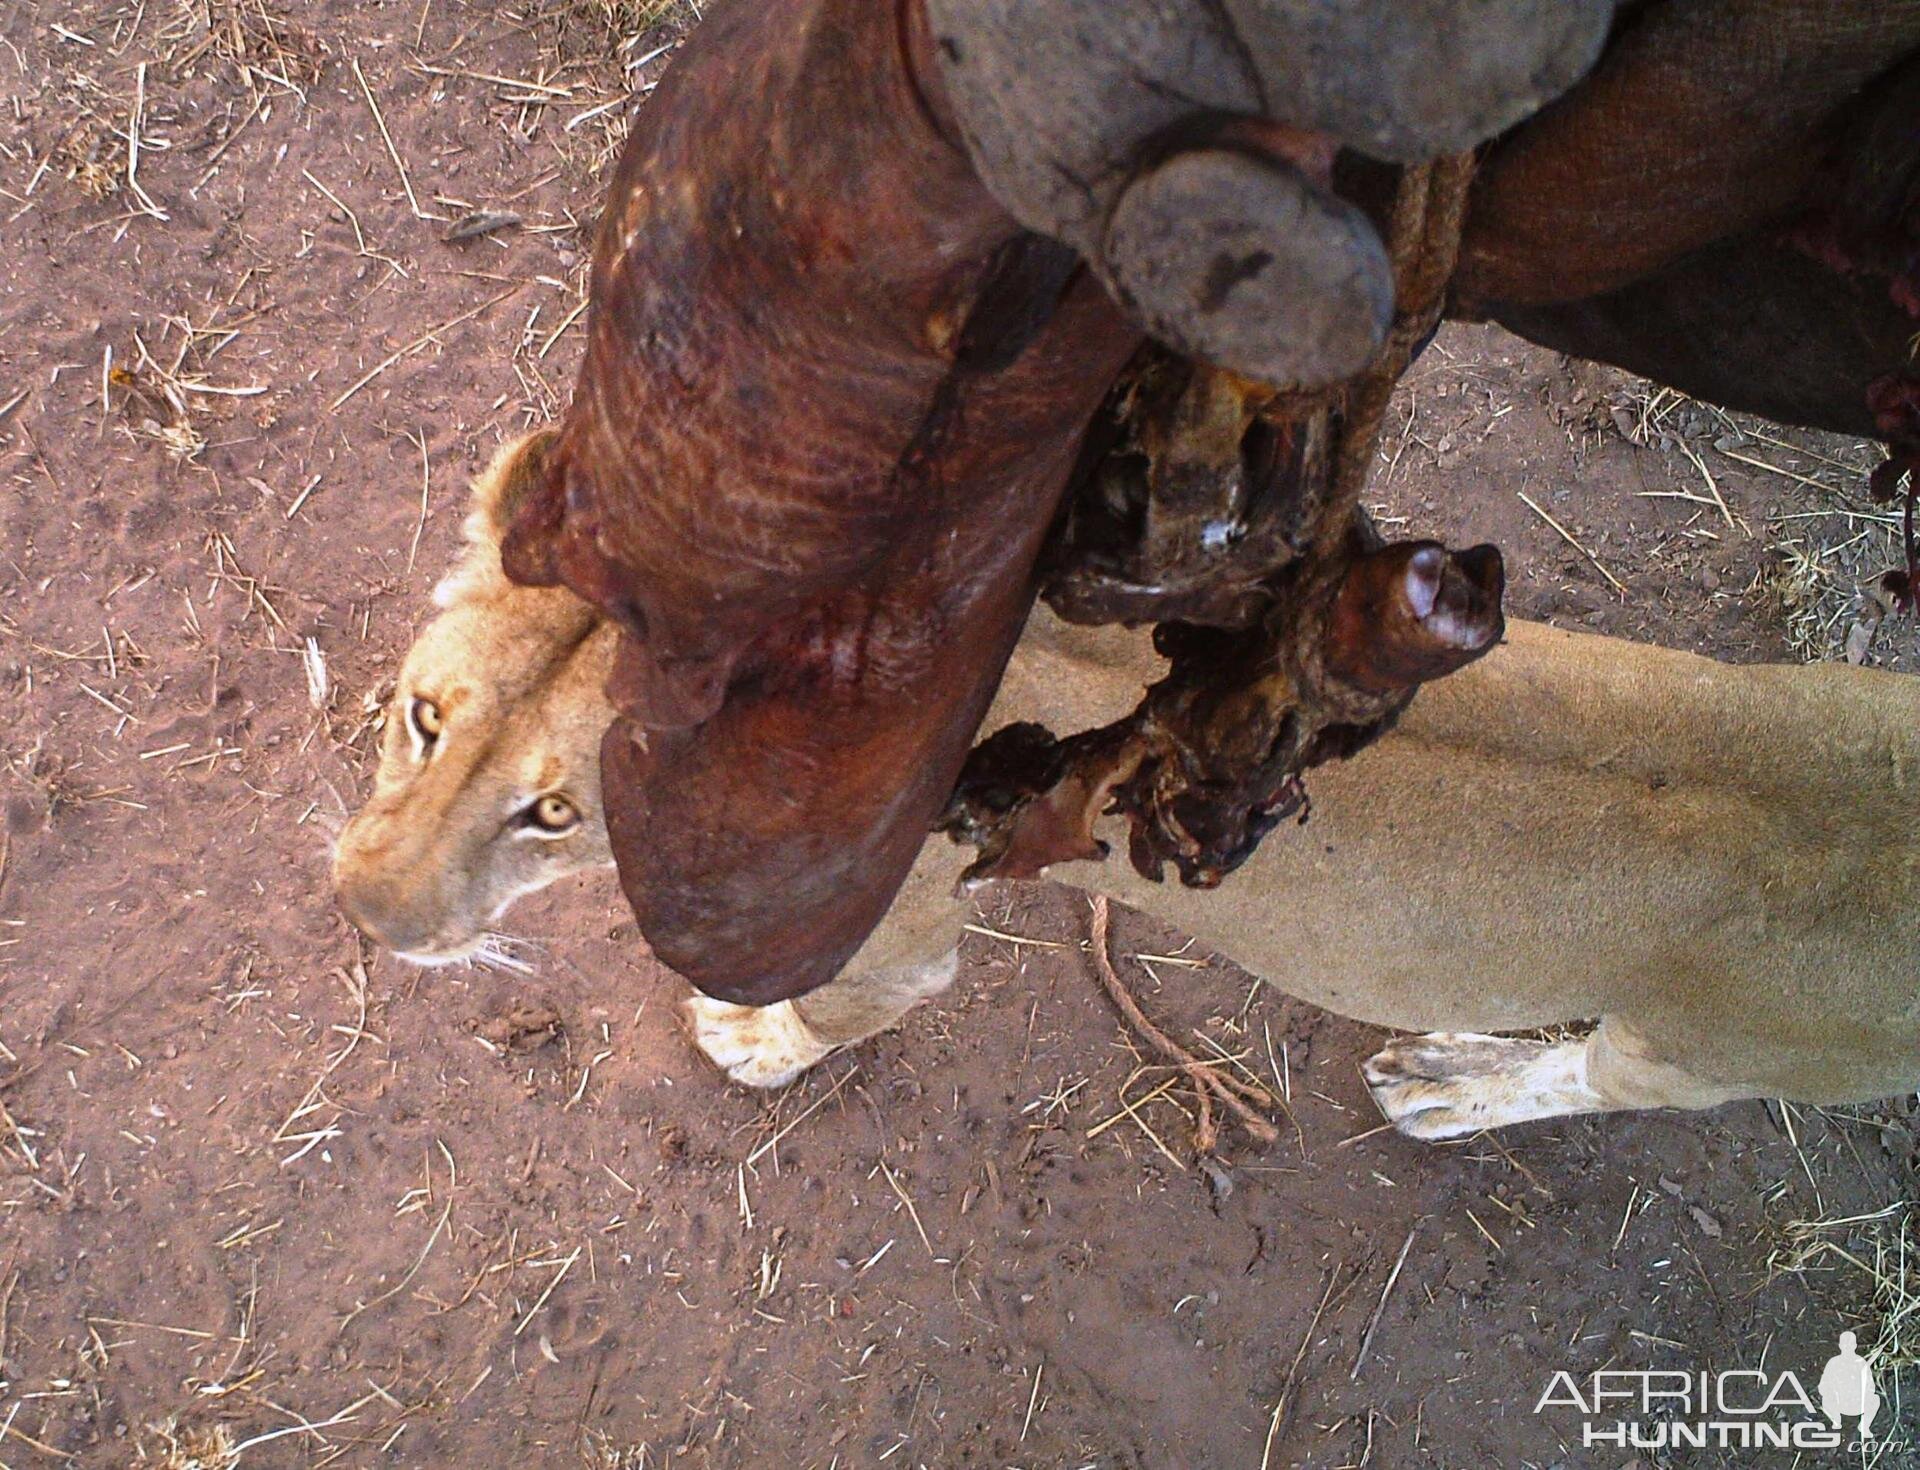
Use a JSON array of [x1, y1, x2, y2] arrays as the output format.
[[333, 867, 410, 951], [331, 833, 437, 953]]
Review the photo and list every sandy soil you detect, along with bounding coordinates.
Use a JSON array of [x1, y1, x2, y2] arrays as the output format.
[[0, 2, 1915, 1466]]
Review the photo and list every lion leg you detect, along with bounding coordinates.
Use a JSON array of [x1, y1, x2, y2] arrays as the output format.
[[683, 951, 959, 1089], [1363, 1018, 1747, 1140]]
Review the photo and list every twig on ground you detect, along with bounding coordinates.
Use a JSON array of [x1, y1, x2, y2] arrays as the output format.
[[1087, 896, 1277, 1156], [1260, 1264, 1343, 1469], [743, 1066, 856, 1167], [329, 287, 522, 410], [407, 427, 431, 572], [1518, 489, 1630, 598], [1350, 1224, 1419, 1380], [353, 57, 435, 220]]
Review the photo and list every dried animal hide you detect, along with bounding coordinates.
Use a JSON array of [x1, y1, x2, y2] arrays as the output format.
[[501, 0, 1142, 1003]]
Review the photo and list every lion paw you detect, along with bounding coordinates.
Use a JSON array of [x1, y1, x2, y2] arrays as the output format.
[[1363, 1032, 1596, 1140], [682, 996, 834, 1089]]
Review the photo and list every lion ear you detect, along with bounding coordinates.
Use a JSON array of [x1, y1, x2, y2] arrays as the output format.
[[473, 427, 560, 541], [496, 431, 570, 591], [434, 429, 560, 606]]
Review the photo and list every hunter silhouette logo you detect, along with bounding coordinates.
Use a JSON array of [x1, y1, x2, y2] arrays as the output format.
[[1818, 1332, 1881, 1436], [1534, 1328, 1895, 1453]]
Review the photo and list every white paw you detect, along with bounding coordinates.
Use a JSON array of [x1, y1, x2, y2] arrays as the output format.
[[1363, 1032, 1588, 1140], [682, 996, 834, 1089]]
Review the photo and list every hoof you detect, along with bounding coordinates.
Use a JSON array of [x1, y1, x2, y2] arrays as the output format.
[[1323, 541, 1505, 694], [1103, 148, 1392, 389], [682, 995, 833, 1089], [1222, 0, 1614, 161]]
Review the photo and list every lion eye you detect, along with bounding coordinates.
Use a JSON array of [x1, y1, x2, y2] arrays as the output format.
[[408, 697, 444, 748], [525, 794, 579, 834]]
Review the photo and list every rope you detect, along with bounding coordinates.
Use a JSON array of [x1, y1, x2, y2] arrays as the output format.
[[1316, 151, 1478, 551]]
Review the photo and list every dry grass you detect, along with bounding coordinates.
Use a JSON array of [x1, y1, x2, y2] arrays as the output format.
[[1690, 412, 1892, 663], [1699, 405, 1909, 664], [1771, 1197, 1917, 1457], [52, 116, 121, 199], [105, 316, 268, 464], [161, 0, 328, 93], [580, 1438, 654, 1469], [1759, 510, 1904, 664], [140, 1418, 238, 1468], [1602, 380, 1898, 663], [44, 70, 142, 200], [535, 0, 694, 54], [1778, 1204, 1917, 1371], [526, 0, 693, 176], [1386, 334, 1904, 668]]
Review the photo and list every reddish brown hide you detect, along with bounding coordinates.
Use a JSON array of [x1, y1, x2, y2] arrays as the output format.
[[1459, 0, 1920, 306], [1461, 0, 1920, 436], [502, 0, 1140, 1003], [502, 0, 1920, 1008]]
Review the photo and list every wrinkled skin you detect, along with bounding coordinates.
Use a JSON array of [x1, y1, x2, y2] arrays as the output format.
[[503, 0, 1142, 1002], [1464, 2, 1920, 436], [509, 0, 1919, 1006], [930, 0, 1920, 433]]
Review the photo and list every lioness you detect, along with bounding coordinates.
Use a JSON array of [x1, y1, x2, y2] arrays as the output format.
[[335, 433, 1920, 1138], [330, 433, 620, 962]]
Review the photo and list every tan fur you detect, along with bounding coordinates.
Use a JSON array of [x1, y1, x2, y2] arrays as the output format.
[[332, 432, 621, 962], [336, 441, 1920, 1133], [938, 614, 1920, 1133]]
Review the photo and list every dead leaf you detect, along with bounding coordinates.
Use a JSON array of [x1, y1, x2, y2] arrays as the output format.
[[444, 210, 521, 243], [478, 1003, 561, 1052]]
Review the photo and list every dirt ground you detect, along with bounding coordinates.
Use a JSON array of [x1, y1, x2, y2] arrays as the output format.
[[1, 2, 1916, 1467]]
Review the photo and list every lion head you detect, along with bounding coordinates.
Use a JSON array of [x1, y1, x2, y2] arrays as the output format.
[[331, 431, 619, 962]]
